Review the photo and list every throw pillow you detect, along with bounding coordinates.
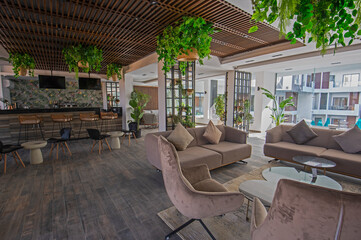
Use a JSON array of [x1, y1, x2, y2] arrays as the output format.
[[167, 123, 194, 151], [286, 120, 318, 144], [333, 126, 361, 154], [203, 121, 222, 144]]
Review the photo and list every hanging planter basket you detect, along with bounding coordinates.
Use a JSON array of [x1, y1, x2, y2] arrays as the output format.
[[111, 74, 117, 81], [186, 89, 194, 96], [19, 67, 27, 76], [177, 48, 199, 62], [78, 61, 89, 68]]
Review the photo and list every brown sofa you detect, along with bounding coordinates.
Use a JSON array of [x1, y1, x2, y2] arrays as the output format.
[[264, 124, 361, 178], [145, 125, 252, 170]]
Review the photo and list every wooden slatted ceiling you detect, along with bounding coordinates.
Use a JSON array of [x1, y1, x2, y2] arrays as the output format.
[[0, 0, 302, 74]]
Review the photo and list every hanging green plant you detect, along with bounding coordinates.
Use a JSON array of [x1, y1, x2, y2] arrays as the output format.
[[250, 0, 361, 54], [215, 94, 226, 121], [106, 63, 122, 81], [8, 53, 35, 78], [62, 44, 103, 79], [156, 16, 218, 75]]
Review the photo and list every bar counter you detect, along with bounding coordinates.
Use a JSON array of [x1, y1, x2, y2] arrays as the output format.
[[0, 108, 122, 144]]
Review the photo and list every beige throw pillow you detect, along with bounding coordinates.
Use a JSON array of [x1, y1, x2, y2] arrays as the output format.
[[333, 126, 361, 154], [167, 123, 194, 151], [286, 119, 318, 144], [203, 121, 222, 144]]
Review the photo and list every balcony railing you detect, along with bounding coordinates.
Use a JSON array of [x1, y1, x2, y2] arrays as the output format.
[[328, 105, 354, 110]]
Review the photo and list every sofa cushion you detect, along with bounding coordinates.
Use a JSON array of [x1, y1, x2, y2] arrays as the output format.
[[201, 142, 252, 165], [192, 179, 228, 192], [286, 120, 318, 144], [178, 146, 222, 170], [264, 142, 327, 161], [333, 126, 361, 154], [203, 121, 222, 144], [167, 123, 194, 151], [193, 125, 225, 145], [320, 149, 361, 177]]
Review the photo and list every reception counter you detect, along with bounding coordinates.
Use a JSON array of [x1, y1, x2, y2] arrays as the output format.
[[0, 108, 122, 144]]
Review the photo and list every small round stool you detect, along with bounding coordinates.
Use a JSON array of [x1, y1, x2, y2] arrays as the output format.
[[21, 140, 47, 164], [107, 131, 124, 149]]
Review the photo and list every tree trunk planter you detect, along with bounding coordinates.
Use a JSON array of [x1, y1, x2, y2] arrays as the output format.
[[111, 74, 117, 81], [177, 48, 199, 62], [78, 61, 89, 68], [19, 67, 27, 76]]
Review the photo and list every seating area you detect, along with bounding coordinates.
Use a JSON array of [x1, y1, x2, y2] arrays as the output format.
[[0, 1, 361, 240]]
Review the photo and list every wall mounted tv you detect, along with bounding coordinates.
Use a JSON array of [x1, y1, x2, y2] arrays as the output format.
[[78, 77, 101, 90], [39, 75, 66, 89]]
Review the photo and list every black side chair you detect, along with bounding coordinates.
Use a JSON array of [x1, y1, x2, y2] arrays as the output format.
[[87, 129, 111, 154], [0, 141, 25, 174], [48, 128, 72, 160]]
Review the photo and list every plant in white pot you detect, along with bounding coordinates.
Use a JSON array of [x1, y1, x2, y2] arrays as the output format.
[[129, 90, 150, 138]]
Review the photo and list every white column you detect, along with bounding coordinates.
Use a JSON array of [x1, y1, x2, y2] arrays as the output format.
[[119, 69, 134, 129], [157, 61, 166, 131], [251, 71, 276, 132], [226, 70, 235, 126], [204, 79, 210, 121]]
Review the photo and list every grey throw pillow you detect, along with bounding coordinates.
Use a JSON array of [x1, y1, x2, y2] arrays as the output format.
[[203, 120, 222, 144], [286, 120, 318, 144], [333, 126, 361, 154], [167, 123, 194, 151]]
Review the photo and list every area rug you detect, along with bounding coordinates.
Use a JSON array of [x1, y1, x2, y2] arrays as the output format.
[[157, 162, 361, 240]]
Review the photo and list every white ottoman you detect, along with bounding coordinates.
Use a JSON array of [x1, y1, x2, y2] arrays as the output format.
[[107, 131, 124, 149], [21, 140, 47, 164]]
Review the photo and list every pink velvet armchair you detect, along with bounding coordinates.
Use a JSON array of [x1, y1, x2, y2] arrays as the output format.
[[158, 136, 244, 239], [251, 179, 361, 240]]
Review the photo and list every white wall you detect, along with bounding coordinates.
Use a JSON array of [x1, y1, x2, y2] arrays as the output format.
[[119, 70, 134, 129], [226, 70, 235, 126], [297, 92, 313, 121], [157, 61, 166, 131]]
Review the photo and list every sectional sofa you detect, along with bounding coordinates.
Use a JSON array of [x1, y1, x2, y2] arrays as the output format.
[[264, 124, 361, 178], [145, 125, 252, 170]]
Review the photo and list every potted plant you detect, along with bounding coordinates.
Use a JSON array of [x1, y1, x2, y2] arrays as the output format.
[[249, 0, 361, 54], [106, 63, 122, 81], [156, 16, 218, 75], [8, 53, 35, 78], [261, 88, 295, 126], [129, 90, 150, 138], [62, 44, 103, 79], [214, 94, 225, 124]]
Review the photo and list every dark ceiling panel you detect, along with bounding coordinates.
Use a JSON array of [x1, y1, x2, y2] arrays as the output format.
[[0, 0, 301, 73]]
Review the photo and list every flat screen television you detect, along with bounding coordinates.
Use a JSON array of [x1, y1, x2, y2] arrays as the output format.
[[78, 77, 101, 90], [39, 75, 66, 89]]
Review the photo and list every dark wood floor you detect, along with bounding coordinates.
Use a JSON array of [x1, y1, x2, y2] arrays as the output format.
[[0, 131, 270, 240]]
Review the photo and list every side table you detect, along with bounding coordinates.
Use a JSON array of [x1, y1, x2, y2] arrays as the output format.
[[21, 140, 47, 164], [107, 131, 124, 149]]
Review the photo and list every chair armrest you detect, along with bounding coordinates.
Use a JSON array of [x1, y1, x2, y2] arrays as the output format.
[[265, 125, 283, 143], [224, 126, 247, 144], [250, 197, 268, 236], [144, 133, 162, 170], [182, 164, 211, 185]]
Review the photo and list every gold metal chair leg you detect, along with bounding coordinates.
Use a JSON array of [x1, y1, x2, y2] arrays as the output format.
[[15, 151, 25, 168], [104, 138, 111, 151], [64, 142, 72, 156], [12, 152, 19, 166]]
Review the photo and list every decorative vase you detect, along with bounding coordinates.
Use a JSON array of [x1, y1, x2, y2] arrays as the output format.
[[78, 61, 89, 68], [19, 67, 27, 76], [177, 48, 199, 61], [111, 74, 117, 81]]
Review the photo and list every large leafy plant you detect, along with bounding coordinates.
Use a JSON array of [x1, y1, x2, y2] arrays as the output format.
[[8, 53, 35, 77], [129, 90, 150, 131], [62, 44, 103, 79], [214, 94, 226, 121], [106, 63, 122, 80], [156, 16, 217, 75], [261, 88, 294, 126], [250, 0, 361, 54]]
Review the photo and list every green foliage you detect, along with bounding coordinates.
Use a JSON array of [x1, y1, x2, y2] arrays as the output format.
[[62, 44, 103, 79], [178, 104, 195, 128], [129, 90, 150, 130], [156, 16, 218, 75], [214, 94, 225, 121], [261, 88, 295, 126], [106, 63, 122, 80], [8, 53, 35, 78], [250, 0, 361, 54]]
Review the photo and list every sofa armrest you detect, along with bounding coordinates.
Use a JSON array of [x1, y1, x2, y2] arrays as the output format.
[[250, 197, 268, 236], [144, 133, 162, 170], [265, 125, 283, 143], [182, 164, 211, 185], [224, 126, 247, 144]]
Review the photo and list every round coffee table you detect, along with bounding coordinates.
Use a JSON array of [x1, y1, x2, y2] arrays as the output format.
[[293, 156, 336, 175], [107, 131, 124, 149], [21, 140, 47, 164]]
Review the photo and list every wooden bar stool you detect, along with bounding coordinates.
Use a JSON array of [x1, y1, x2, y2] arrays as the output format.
[[78, 113, 99, 138], [0, 141, 25, 174], [18, 115, 44, 144], [100, 112, 118, 133], [51, 114, 72, 136]]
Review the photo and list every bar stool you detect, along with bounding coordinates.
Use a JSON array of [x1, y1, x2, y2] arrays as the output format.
[[78, 113, 99, 138], [100, 112, 118, 133], [18, 115, 44, 144], [51, 114, 72, 136]]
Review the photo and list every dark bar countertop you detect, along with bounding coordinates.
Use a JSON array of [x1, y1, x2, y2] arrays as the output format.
[[0, 107, 101, 114]]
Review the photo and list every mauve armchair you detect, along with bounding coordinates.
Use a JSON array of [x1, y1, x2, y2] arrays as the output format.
[[158, 136, 244, 240], [251, 179, 361, 240]]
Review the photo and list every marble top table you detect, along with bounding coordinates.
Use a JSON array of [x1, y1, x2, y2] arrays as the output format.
[[21, 140, 47, 164]]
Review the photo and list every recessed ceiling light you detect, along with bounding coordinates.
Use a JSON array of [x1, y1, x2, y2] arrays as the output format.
[[245, 60, 255, 63], [331, 62, 341, 65], [272, 54, 283, 57], [285, 68, 293, 71], [135, 17, 139, 21]]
